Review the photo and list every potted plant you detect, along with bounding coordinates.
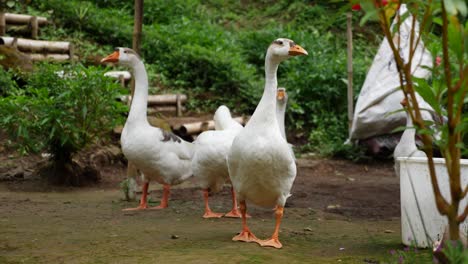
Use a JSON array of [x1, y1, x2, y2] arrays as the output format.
[[358, 0, 467, 248]]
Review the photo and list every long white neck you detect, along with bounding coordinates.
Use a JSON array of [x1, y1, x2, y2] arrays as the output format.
[[127, 59, 149, 125], [248, 54, 280, 126], [276, 101, 286, 139], [401, 110, 416, 143]]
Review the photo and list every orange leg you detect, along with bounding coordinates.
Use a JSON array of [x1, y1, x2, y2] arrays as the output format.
[[259, 205, 284, 249], [232, 201, 259, 243], [149, 184, 170, 210], [123, 182, 149, 211], [224, 187, 244, 218], [202, 189, 224, 218]]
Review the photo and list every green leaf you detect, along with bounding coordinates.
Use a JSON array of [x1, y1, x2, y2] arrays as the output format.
[[444, 0, 457, 15], [465, 20, 468, 57], [6, 0, 15, 8], [447, 17, 463, 61], [413, 77, 441, 113], [432, 17, 443, 26], [453, 0, 467, 16]]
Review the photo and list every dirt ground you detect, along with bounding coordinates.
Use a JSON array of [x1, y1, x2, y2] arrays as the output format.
[[0, 140, 422, 264]]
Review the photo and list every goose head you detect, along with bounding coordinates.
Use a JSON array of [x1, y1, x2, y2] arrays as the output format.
[[267, 38, 308, 62], [101, 47, 141, 67], [277, 87, 288, 104]]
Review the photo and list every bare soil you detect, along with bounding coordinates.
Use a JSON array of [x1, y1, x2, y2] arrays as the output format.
[[0, 138, 418, 264]]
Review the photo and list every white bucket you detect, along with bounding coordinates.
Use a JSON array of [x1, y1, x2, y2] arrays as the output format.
[[397, 157, 468, 247]]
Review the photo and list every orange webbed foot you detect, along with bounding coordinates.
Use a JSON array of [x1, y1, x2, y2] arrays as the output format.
[[148, 204, 168, 210], [122, 205, 148, 211], [203, 211, 224, 218], [232, 230, 259, 243], [259, 238, 283, 249], [224, 209, 251, 218]]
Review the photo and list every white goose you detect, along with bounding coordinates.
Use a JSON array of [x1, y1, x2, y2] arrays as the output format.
[[101, 48, 194, 211], [276, 88, 288, 140], [192, 105, 244, 218], [393, 98, 426, 177], [227, 38, 307, 249]]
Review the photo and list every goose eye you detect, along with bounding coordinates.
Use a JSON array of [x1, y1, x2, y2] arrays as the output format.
[[273, 40, 283, 45]]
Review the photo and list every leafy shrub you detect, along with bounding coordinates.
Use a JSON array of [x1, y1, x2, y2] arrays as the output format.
[[33, 0, 133, 47], [31, 0, 378, 158], [0, 63, 127, 184], [0, 69, 18, 96]]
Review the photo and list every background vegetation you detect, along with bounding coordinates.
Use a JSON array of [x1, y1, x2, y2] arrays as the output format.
[[1, 0, 382, 157], [0, 63, 127, 184]]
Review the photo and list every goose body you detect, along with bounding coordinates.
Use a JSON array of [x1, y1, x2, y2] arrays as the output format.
[[227, 38, 307, 248], [102, 48, 193, 210], [192, 105, 243, 218]]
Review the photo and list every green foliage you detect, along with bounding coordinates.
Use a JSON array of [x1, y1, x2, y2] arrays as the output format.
[[441, 240, 468, 264], [384, 245, 432, 264], [30, 0, 378, 157], [0, 63, 127, 160], [0, 69, 17, 96]]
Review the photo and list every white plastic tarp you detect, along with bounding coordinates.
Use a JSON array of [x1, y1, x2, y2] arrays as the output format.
[[349, 4, 434, 141]]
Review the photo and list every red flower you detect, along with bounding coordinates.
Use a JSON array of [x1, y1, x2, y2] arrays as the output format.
[[436, 56, 442, 66], [382, 0, 388, 6], [351, 4, 361, 11]]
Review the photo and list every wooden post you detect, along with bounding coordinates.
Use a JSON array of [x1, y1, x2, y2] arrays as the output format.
[[127, 0, 144, 186], [346, 12, 354, 137], [119, 74, 126, 87], [29, 16, 38, 39], [130, 0, 143, 99], [68, 43, 75, 63], [0, 13, 5, 36], [132, 0, 143, 55], [176, 94, 182, 117]]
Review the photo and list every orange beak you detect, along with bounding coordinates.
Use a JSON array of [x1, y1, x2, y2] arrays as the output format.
[[101, 50, 120, 63], [277, 89, 285, 100], [289, 44, 308, 56]]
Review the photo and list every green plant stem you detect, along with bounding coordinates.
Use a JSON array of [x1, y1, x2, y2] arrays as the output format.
[[442, 1, 464, 240], [374, 0, 463, 237]]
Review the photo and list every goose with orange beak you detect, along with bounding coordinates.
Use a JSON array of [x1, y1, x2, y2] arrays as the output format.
[[227, 38, 307, 249], [276, 87, 288, 140], [101, 48, 194, 211]]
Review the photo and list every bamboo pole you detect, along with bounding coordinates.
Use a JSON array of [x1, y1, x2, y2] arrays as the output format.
[[104, 71, 132, 80], [1, 37, 71, 53], [121, 94, 188, 105], [29, 53, 74, 62], [126, 0, 146, 185], [180, 120, 215, 135], [104, 71, 132, 87], [68, 43, 75, 63], [29, 16, 38, 39], [178, 116, 248, 135], [147, 106, 186, 115], [132, 0, 143, 55], [346, 12, 354, 137], [0, 13, 5, 36], [4, 13, 47, 25], [176, 94, 182, 117]]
